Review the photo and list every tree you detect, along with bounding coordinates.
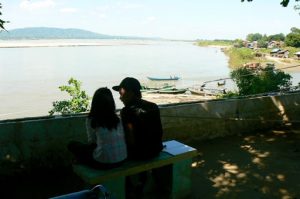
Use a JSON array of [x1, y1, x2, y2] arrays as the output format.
[[246, 33, 263, 42], [257, 39, 268, 48], [0, 3, 8, 30], [242, 0, 300, 14], [257, 34, 268, 48], [268, 33, 285, 41], [231, 66, 292, 96], [291, 27, 300, 33], [233, 39, 245, 48], [49, 78, 90, 115], [285, 27, 300, 47], [241, 0, 299, 7]]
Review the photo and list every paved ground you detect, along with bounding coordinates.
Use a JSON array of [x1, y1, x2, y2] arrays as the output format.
[[190, 127, 300, 199], [1, 127, 299, 198]]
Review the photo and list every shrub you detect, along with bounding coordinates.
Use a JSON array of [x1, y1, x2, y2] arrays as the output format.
[[49, 78, 90, 115], [231, 66, 292, 96]]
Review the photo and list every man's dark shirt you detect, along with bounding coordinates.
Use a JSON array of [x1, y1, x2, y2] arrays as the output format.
[[121, 99, 163, 160]]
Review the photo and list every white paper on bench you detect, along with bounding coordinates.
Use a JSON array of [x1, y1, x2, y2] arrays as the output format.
[[162, 140, 196, 156]]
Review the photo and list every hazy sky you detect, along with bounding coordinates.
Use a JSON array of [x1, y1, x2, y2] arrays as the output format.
[[1, 0, 300, 40]]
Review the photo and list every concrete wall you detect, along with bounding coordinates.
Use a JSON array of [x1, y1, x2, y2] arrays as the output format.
[[160, 92, 300, 143], [0, 92, 299, 174]]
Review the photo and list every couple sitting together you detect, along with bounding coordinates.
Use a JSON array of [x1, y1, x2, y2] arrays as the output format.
[[68, 77, 164, 169]]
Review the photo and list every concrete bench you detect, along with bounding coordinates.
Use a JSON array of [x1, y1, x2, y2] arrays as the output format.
[[73, 140, 197, 199]]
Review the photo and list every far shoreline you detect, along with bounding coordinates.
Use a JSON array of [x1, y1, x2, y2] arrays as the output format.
[[0, 39, 166, 48], [196, 41, 300, 73]]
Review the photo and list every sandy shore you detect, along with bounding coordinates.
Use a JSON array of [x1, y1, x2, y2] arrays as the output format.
[[207, 45, 230, 48], [0, 39, 153, 48], [142, 92, 216, 105]]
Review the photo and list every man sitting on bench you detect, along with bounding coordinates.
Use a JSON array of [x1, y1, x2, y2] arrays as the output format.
[[113, 77, 172, 199]]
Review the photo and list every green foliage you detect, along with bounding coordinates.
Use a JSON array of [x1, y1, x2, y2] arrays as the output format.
[[291, 27, 300, 34], [268, 33, 285, 41], [231, 66, 292, 96], [242, 0, 300, 14], [218, 91, 239, 99], [0, 3, 8, 30], [197, 40, 234, 47], [246, 33, 269, 48], [225, 47, 255, 68], [285, 27, 300, 47], [246, 33, 263, 42], [257, 35, 269, 48], [233, 39, 244, 48], [49, 78, 90, 116], [241, 0, 298, 7], [284, 46, 300, 57]]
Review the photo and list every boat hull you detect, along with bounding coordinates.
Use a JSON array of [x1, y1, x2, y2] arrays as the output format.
[[147, 76, 180, 81]]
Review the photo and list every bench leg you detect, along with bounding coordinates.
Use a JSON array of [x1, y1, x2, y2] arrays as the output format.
[[172, 159, 193, 199]]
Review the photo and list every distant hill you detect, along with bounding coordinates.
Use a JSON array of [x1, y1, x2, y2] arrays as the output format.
[[0, 27, 156, 40]]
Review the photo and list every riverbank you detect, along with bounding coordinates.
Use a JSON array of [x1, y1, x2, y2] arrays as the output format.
[[0, 39, 154, 48], [196, 40, 233, 47], [143, 92, 216, 105], [197, 40, 300, 72], [222, 46, 300, 72]]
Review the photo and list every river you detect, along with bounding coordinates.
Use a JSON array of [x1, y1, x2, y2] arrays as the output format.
[[0, 40, 298, 120]]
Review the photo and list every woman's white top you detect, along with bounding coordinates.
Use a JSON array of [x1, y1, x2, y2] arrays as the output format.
[[86, 118, 127, 163]]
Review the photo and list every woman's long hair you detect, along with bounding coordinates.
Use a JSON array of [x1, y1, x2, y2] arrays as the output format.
[[88, 87, 120, 130]]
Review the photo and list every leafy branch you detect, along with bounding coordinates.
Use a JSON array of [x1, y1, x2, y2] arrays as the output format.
[[241, 0, 299, 7], [49, 78, 90, 116], [0, 3, 9, 31]]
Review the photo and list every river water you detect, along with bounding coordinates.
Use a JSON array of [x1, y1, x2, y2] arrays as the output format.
[[0, 40, 299, 120]]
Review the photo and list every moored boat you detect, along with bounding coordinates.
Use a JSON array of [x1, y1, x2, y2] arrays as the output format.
[[188, 88, 217, 96], [157, 88, 187, 94], [141, 84, 175, 92], [217, 80, 226, 86], [147, 76, 180, 81]]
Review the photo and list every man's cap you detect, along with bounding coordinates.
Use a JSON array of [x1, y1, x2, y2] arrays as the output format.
[[112, 77, 141, 92]]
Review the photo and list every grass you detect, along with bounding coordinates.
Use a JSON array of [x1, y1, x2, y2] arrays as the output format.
[[223, 47, 265, 68], [197, 41, 300, 69], [197, 40, 234, 47]]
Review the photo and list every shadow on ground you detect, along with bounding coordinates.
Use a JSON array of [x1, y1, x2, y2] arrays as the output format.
[[1, 128, 300, 199], [190, 128, 300, 199], [0, 167, 85, 198]]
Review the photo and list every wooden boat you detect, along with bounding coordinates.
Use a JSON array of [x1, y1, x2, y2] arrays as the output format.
[[217, 80, 226, 86], [147, 76, 180, 81], [157, 88, 187, 94], [189, 88, 217, 96], [141, 84, 175, 92], [189, 89, 207, 96]]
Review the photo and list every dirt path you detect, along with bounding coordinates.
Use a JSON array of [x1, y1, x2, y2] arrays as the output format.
[[189, 128, 300, 198], [264, 56, 300, 72]]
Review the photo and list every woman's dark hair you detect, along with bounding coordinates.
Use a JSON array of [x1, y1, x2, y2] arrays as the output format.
[[88, 87, 120, 130]]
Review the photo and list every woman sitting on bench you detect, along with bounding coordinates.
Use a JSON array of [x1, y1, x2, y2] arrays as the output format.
[[68, 87, 127, 169]]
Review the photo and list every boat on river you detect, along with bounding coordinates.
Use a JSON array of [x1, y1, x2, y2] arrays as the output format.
[[217, 80, 226, 86], [141, 84, 175, 93], [142, 84, 187, 94], [157, 88, 187, 94], [189, 88, 217, 96], [189, 86, 225, 96], [147, 76, 180, 81]]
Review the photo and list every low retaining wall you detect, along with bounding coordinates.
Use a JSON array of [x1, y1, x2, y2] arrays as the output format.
[[0, 92, 299, 174], [161, 92, 300, 142]]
